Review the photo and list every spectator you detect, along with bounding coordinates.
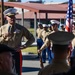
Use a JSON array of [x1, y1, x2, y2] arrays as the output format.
[[38, 31, 74, 75], [0, 44, 16, 75]]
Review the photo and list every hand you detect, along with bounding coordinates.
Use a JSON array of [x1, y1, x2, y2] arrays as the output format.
[[20, 45, 27, 49], [3, 33, 11, 39], [16, 45, 27, 52], [38, 49, 42, 54]]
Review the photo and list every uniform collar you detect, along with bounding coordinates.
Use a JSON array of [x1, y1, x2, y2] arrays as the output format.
[[7, 23, 16, 28]]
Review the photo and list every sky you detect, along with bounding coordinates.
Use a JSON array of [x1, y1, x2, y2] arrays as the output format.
[[4, 0, 75, 3], [21, 0, 75, 3]]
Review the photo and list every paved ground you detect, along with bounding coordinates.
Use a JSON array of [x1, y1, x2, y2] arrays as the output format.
[[22, 53, 49, 75]]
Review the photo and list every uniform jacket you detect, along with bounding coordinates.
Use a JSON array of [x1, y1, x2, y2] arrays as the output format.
[[38, 59, 70, 75], [0, 23, 35, 49]]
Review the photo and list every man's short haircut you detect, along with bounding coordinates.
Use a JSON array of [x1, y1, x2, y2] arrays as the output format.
[[52, 44, 69, 53]]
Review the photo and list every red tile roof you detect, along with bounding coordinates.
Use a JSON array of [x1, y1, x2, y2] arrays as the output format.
[[0, 2, 75, 13], [0, 2, 75, 19], [16, 12, 66, 19]]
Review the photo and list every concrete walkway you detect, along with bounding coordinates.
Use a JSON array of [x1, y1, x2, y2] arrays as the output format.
[[22, 53, 49, 75]]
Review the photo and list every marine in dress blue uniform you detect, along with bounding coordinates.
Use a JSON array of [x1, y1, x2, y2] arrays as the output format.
[[38, 20, 60, 64], [36, 22, 43, 58]]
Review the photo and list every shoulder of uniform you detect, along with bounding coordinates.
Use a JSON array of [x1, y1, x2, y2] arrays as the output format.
[[15, 23, 22, 27], [0, 24, 8, 28], [41, 29, 43, 31], [36, 28, 39, 31], [15, 23, 25, 29], [41, 30, 45, 33]]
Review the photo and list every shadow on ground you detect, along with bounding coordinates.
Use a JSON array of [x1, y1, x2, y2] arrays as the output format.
[[22, 53, 53, 73], [22, 54, 39, 60], [22, 54, 41, 73], [22, 67, 40, 72]]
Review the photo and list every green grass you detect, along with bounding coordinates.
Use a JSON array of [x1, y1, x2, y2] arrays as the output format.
[[28, 28, 34, 35], [22, 28, 37, 54], [22, 46, 37, 54]]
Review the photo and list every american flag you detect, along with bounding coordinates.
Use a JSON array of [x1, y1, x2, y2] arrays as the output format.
[[65, 0, 73, 32]]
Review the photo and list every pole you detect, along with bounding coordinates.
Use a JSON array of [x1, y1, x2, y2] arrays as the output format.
[[1, 0, 4, 26], [21, 9, 24, 27], [39, 13, 40, 22], [34, 12, 37, 42], [21, 8, 24, 41]]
